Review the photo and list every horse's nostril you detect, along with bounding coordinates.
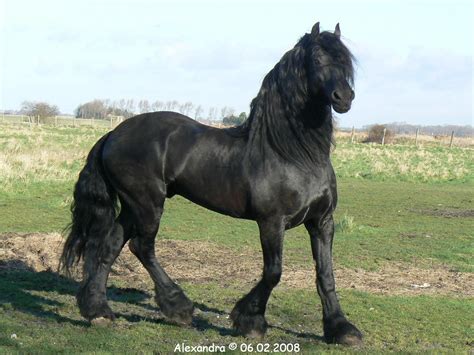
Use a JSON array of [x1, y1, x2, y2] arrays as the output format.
[[332, 91, 341, 101], [350, 90, 355, 100]]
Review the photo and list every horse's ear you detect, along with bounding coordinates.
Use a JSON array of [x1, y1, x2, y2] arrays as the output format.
[[334, 23, 341, 38], [311, 22, 320, 36]]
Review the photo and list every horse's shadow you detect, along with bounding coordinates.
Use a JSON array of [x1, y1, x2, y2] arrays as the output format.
[[0, 262, 85, 326], [0, 260, 323, 341]]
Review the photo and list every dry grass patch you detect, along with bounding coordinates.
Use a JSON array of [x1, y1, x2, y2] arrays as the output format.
[[1, 233, 471, 297], [0, 124, 107, 187], [332, 143, 472, 181], [1, 123, 472, 185]]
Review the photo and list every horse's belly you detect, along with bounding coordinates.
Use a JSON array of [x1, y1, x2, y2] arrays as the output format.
[[170, 177, 250, 219]]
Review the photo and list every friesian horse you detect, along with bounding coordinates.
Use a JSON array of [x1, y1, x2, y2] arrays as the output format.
[[60, 22, 362, 345]]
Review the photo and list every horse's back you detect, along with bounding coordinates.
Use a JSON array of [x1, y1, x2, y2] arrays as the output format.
[[110, 111, 206, 142], [101, 111, 202, 187], [101, 111, 250, 217]]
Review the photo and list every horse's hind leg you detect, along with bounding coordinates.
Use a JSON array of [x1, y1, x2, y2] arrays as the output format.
[[128, 197, 194, 325], [77, 206, 134, 322]]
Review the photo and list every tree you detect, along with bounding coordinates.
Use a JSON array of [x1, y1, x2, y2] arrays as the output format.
[[126, 99, 135, 116], [75, 100, 107, 119], [166, 100, 179, 111], [194, 105, 203, 120], [118, 99, 127, 113], [151, 100, 163, 111], [179, 101, 194, 116], [138, 99, 150, 113], [220, 106, 229, 119], [108, 107, 133, 118], [207, 107, 217, 120], [164, 101, 174, 110], [21, 101, 59, 122]]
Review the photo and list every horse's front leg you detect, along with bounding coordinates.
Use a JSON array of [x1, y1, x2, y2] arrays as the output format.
[[305, 216, 363, 346], [231, 219, 283, 338]]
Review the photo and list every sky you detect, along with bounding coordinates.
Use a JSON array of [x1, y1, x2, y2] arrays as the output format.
[[1, 0, 472, 127]]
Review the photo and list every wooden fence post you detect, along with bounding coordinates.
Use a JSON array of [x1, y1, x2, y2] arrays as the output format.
[[54, 115, 58, 126], [350, 126, 355, 144], [381, 128, 386, 146], [449, 131, 454, 148], [415, 128, 419, 146]]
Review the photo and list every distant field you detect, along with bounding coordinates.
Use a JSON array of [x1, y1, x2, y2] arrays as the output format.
[[0, 122, 473, 353], [1, 123, 472, 187], [332, 142, 472, 182]]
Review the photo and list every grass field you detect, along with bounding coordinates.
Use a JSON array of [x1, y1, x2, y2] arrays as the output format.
[[0, 122, 473, 353]]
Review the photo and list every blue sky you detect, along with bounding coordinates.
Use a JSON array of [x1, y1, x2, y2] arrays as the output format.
[[1, 0, 472, 127]]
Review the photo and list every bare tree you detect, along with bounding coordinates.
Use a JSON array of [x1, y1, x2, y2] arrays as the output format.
[[105, 99, 133, 118], [138, 99, 150, 113], [194, 105, 203, 120], [118, 99, 127, 113], [109, 100, 118, 116], [220, 106, 229, 119], [208, 107, 217, 120], [152, 100, 163, 111], [126, 99, 135, 116], [170, 100, 179, 111], [164, 101, 173, 110], [180, 101, 194, 116]]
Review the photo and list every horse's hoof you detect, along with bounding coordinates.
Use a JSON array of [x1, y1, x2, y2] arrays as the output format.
[[324, 316, 363, 346], [167, 309, 194, 326], [158, 292, 195, 326], [246, 329, 266, 340], [91, 316, 114, 327], [338, 333, 363, 346], [230, 310, 268, 338]]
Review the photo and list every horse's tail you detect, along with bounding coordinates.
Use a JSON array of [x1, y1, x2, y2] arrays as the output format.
[[59, 132, 117, 275]]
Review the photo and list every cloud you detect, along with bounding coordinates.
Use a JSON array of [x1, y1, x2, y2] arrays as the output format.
[[3, 1, 472, 126], [342, 44, 473, 127]]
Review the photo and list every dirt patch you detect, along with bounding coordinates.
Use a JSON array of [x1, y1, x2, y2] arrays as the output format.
[[0, 232, 64, 272], [0, 233, 472, 297], [413, 208, 474, 218]]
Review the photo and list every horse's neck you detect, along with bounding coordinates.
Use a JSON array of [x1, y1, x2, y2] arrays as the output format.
[[295, 100, 334, 160], [245, 98, 333, 169]]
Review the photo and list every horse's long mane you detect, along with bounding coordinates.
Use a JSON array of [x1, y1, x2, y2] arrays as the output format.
[[227, 31, 355, 170]]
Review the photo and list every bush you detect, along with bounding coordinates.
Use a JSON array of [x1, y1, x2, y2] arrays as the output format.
[[364, 124, 394, 144], [222, 112, 247, 126]]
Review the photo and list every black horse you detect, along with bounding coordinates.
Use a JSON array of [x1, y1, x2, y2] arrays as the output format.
[[60, 22, 362, 346]]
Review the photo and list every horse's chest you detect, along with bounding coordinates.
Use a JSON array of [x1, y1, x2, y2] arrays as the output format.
[[250, 163, 336, 226], [284, 190, 334, 229], [254, 175, 334, 229]]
